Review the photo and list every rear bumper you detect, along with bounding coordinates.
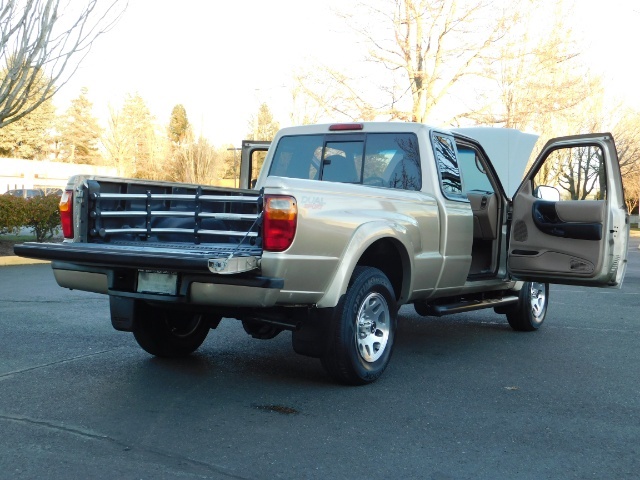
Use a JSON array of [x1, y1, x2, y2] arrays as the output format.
[[53, 263, 283, 307], [16, 242, 284, 308]]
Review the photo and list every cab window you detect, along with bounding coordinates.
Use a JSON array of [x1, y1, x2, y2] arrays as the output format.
[[533, 144, 606, 200], [268, 135, 322, 180], [363, 133, 421, 190], [432, 132, 464, 200], [456, 145, 495, 194]]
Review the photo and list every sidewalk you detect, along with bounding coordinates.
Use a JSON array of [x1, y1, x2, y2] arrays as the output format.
[[0, 256, 49, 266]]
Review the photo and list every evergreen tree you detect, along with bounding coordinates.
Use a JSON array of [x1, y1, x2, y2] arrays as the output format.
[[60, 87, 102, 164], [234, 103, 280, 181], [0, 68, 55, 159], [168, 104, 191, 145], [246, 103, 280, 141]]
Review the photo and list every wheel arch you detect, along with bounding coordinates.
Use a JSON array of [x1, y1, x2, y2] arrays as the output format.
[[315, 222, 414, 308], [356, 237, 410, 303]]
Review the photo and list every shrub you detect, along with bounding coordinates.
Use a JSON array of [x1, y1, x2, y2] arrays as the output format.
[[0, 195, 28, 235], [22, 194, 62, 242]]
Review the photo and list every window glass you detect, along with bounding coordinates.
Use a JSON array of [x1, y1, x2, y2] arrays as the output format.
[[533, 145, 606, 200], [322, 141, 364, 183], [269, 132, 422, 191], [269, 135, 322, 180], [457, 145, 494, 194], [363, 133, 421, 190], [251, 150, 267, 187], [432, 133, 464, 200]]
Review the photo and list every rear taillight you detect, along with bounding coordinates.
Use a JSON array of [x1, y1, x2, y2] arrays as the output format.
[[262, 195, 297, 252], [59, 189, 73, 238]]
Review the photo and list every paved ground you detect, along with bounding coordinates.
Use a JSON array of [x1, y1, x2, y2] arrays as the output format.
[[0, 234, 638, 479]]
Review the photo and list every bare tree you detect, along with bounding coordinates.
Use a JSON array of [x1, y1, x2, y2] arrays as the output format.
[[463, 0, 602, 138], [613, 109, 640, 214], [294, 0, 516, 123], [375, 0, 516, 122], [292, 67, 379, 123], [0, 0, 127, 128], [170, 136, 224, 185], [289, 80, 326, 126], [101, 105, 133, 176]]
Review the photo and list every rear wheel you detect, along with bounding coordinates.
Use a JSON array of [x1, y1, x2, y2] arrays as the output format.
[[132, 307, 214, 357], [321, 267, 397, 385], [506, 282, 549, 331]]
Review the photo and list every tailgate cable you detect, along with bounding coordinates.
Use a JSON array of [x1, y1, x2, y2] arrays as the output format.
[[211, 191, 264, 272]]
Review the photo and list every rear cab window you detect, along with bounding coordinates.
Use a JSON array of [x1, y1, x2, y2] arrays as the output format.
[[269, 132, 422, 191]]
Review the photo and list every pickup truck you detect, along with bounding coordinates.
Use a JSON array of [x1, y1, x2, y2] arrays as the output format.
[[15, 122, 629, 385]]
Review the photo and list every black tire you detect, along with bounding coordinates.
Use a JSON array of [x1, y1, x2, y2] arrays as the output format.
[[321, 266, 397, 385], [132, 307, 213, 357], [506, 282, 549, 331]]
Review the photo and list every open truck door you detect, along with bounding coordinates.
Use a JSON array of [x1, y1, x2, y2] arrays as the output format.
[[508, 133, 629, 287], [239, 140, 271, 189]]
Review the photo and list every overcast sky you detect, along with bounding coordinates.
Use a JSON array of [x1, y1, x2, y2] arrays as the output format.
[[56, 0, 640, 146]]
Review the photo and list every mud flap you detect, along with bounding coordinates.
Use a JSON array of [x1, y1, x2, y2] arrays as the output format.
[[291, 308, 333, 358], [109, 296, 137, 332]]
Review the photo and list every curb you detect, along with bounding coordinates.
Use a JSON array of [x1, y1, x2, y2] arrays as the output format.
[[0, 256, 50, 266]]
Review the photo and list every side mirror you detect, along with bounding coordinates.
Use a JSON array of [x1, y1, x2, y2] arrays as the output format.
[[534, 185, 560, 201]]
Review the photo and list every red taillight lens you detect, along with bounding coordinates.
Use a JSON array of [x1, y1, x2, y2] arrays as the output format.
[[262, 195, 297, 252], [59, 190, 74, 238], [329, 123, 363, 131]]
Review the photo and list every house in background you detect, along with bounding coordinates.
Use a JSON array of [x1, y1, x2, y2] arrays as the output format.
[[1, 158, 117, 194]]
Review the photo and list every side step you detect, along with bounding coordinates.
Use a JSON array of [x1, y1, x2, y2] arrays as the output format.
[[420, 296, 519, 317]]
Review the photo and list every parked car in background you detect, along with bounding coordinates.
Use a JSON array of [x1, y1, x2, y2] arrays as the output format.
[[3, 188, 44, 199], [44, 188, 63, 197]]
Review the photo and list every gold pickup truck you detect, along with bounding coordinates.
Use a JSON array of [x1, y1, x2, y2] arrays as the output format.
[[15, 122, 629, 385]]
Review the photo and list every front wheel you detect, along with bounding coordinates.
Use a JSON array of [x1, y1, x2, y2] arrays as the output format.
[[506, 282, 549, 331], [321, 267, 397, 385], [133, 307, 215, 357]]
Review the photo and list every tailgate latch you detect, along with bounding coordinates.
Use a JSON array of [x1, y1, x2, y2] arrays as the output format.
[[208, 256, 259, 274]]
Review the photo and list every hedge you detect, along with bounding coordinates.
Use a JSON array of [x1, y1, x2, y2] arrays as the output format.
[[0, 194, 62, 242], [0, 195, 26, 234]]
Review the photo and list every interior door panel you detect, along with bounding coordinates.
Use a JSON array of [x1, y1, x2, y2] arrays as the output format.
[[509, 185, 603, 277], [532, 200, 604, 241], [467, 191, 498, 240], [508, 133, 628, 287]]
